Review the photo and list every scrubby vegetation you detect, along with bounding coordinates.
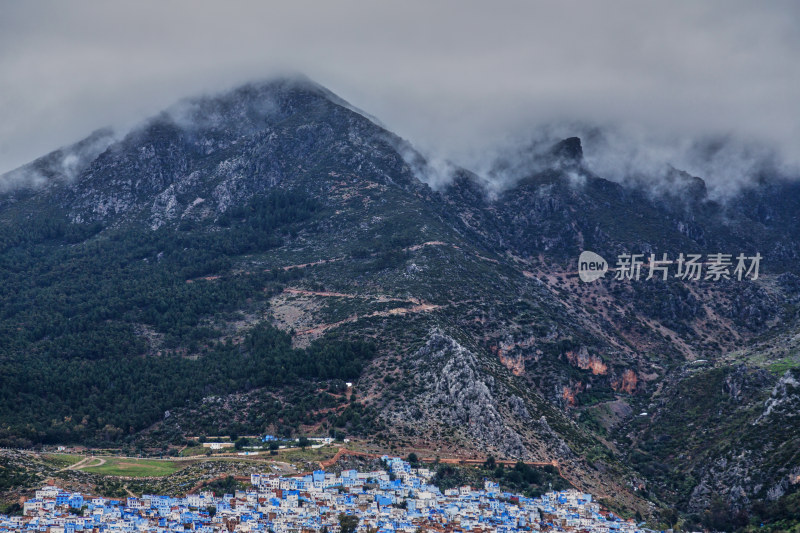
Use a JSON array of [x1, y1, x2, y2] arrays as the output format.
[[432, 460, 570, 499], [0, 191, 380, 445]]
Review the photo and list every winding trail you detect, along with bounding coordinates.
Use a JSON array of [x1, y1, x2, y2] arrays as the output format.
[[59, 455, 105, 472], [294, 303, 441, 337], [283, 288, 423, 305], [59, 456, 90, 472]]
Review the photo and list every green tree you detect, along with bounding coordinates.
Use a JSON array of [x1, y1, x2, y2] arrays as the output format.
[[339, 514, 359, 533], [661, 508, 678, 529]]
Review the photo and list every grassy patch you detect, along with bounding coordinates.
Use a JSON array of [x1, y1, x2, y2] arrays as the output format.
[[179, 446, 208, 457], [768, 358, 799, 375], [82, 457, 182, 477], [275, 446, 338, 467]]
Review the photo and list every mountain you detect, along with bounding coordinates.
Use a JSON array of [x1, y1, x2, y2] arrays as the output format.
[[1, 76, 799, 529]]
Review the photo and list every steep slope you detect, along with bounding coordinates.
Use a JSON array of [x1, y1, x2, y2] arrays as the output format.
[[0, 78, 649, 514], [1, 77, 799, 527], [441, 137, 800, 529]]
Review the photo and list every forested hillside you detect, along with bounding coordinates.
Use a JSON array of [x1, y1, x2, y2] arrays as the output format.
[[1, 77, 799, 529]]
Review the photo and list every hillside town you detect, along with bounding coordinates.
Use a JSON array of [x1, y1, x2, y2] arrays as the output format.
[[3, 457, 643, 533]]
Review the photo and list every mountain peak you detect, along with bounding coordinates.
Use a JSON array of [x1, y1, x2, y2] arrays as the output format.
[[154, 76, 337, 137], [548, 136, 583, 165], [15, 75, 423, 225]]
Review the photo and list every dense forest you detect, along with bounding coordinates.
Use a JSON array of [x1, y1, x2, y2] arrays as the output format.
[[0, 191, 375, 445]]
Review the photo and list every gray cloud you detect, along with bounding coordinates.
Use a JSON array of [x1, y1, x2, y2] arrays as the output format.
[[1, 1, 799, 192]]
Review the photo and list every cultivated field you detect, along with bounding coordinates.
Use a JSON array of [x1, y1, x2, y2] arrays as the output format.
[[81, 457, 182, 477]]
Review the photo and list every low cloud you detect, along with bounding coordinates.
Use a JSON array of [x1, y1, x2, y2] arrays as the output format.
[[0, 128, 115, 193], [0, 1, 798, 197]]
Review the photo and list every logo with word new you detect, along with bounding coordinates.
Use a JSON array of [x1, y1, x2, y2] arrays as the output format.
[[578, 251, 608, 283], [577, 251, 762, 282]]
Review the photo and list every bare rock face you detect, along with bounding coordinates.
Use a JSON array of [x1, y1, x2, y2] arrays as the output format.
[[30, 78, 421, 227], [383, 329, 586, 464], [757, 368, 800, 422], [688, 452, 757, 512], [2, 75, 800, 522], [508, 395, 531, 420], [387, 330, 529, 458]]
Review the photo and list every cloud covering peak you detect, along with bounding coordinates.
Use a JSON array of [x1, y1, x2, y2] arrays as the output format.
[[1, 1, 798, 189]]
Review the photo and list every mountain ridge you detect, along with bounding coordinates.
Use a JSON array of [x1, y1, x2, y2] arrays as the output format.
[[1, 76, 798, 529]]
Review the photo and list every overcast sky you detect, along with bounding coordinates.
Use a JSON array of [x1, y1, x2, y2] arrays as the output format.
[[1, 1, 799, 184]]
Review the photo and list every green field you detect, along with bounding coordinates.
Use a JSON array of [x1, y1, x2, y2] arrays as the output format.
[[179, 446, 208, 457], [768, 357, 800, 375], [82, 457, 182, 477]]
